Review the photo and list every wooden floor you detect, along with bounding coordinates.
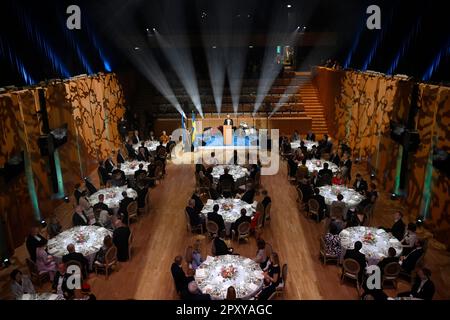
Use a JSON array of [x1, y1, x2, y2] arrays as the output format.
[[1, 154, 450, 300]]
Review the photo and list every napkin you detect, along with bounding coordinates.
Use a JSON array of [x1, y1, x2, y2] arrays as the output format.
[[247, 283, 259, 292], [243, 258, 253, 265], [206, 199, 214, 206]]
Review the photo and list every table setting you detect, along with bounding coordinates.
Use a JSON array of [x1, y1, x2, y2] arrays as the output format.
[[119, 160, 151, 178], [88, 186, 137, 211], [319, 185, 365, 209], [194, 255, 264, 300], [133, 140, 166, 153], [211, 165, 248, 184], [301, 159, 339, 174], [290, 140, 318, 151]]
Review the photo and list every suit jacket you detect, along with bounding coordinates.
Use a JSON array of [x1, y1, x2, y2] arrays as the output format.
[[353, 179, 368, 193], [137, 152, 148, 162], [344, 159, 352, 177], [186, 206, 203, 226], [411, 277, 435, 300], [344, 249, 367, 278], [329, 154, 340, 166], [72, 212, 89, 227], [105, 159, 115, 173], [171, 263, 188, 292], [62, 252, 88, 276], [191, 194, 204, 213], [402, 247, 424, 273], [299, 183, 313, 202], [26, 234, 47, 262], [312, 194, 326, 213], [377, 256, 399, 274], [126, 144, 137, 159], [306, 133, 316, 141], [391, 219, 406, 241], [310, 175, 319, 188], [214, 237, 230, 256], [132, 135, 140, 144], [52, 272, 73, 298], [233, 215, 251, 232], [224, 118, 233, 126], [85, 180, 97, 195], [241, 190, 255, 204], [98, 166, 110, 184], [318, 168, 333, 178], [119, 196, 134, 221], [134, 169, 147, 180], [117, 152, 125, 164], [113, 226, 131, 261], [74, 189, 83, 204], [208, 211, 225, 231]]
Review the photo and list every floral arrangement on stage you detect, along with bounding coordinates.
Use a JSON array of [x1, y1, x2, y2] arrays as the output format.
[[363, 231, 376, 245], [221, 265, 237, 279]]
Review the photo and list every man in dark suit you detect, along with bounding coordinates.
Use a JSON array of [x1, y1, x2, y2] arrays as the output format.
[[62, 243, 89, 278], [329, 151, 340, 166], [387, 211, 406, 241], [309, 170, 320, 188], [131, 130, 140, 145], [398, 268, 435, 300], [84, 177, 97, 195], [181, 281, 211, 300], [343, 154, 352, 180], [125, 139, 137, 160], [119, 191, 134, 223], [171, 256, 193, 293], [186, 199, 204, 228], [306, 131, 315, 141], [344, 241, 367, 281], [117, 149, 126, 164], [232, 208, 251, 233], [287, 155, 298, 177], [213, 231, 233, 256], [72, 206, 89, 226], [400, 239, 425, 274], [139, 141, 150, 159], [298, 178, 313, 203], [318, 162, 333, 178], [224, 114, 233, 126], [311, 187, 327, 220], [219, 167, 234, 196], [134, 163, 147, 181], [52, 263, 74, 299], [353, 173, 368, 193], [191, 189, 204, 213], [73, 183, 84, 205], [112, 218, 131, 262], [26, 226, 47, 262], [98, 161, 110, 186], [207, 204, 225, 232], [240, 185, 256, 204], [105, 157, 115, 174], [93, 194, 109, 214], [377, 247, 400, 275]]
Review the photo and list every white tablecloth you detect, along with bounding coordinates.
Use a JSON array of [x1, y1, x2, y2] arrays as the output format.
[[195, 255, 264, 300], [119, 161, 151, 178], [339, 227, 403, 265], [201, 198, 256, 234], [212, 165, 248, 183], [18, 293, 64, 300], [290, 140, 318, 151], [88, 186, 137, 209], [47, 226, 112, 268], [133, 140, 166, 152], [300, 159, 339, 174], [319, 185, 365, 209]]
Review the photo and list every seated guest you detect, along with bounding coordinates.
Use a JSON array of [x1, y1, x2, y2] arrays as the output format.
[[332, 172, 344, 185], [137, 148, 148, 162], [213, 231, 233, 256], [330, 193, 346, 220], [171, 256, 193, 293], [111, 164, 126, 186], [359, 183, 378, 209], [344, 241, 367, 281], [117, 149, 126, 164], [323, 223, 342, 257], [84, 177, 97, 195], [257, 253, 281, 300], [401, 223, 417, 255], [329, 151, 340, 167], [191, 240, 204, 270], [191, 188, 204, 213], [387, 211, 406, 241], [261, 190, 272, 210], [78, 190, 92, 213], [149, 131, 156, 141], [94, 235, 114, 266], [36, 242, 57, 281], [26, 225, 47, 262], [347, 210, 368, 227], [119, 191, 134, 223], [287, 155, 298, 177], [377, 247, 399, 275], [93, 194, 110, 214], [181, 281, 211, 301], [134, 163, 147, 181], [398, 268, 435, 300], [160, 130, 170, 144], [203, 167, 214, 184], [232, 208, 251, 233], [297, 159, 309, 179], [291, 130, 300, 142], [132, 130, 140, 144], [72, 205, 89, 227], [299, 141, 308, 156], [112, 218, 131, 262], [318, 162, 333, 179], [52, 263, 73, 299], [186, 199, 205, 229], [306, 131, 315, 141], [62, 244, 89, 278], [74, 183, 84, 204], [139, 141, 150, 159], [10, 269, 35, 299], [353, 173, 368, 193], [309, 170, 320, 188], [98, 210, 113, 230], [309, 145, 320, 159], [254, 238, 269, 270], [240, 184, 256, 204], [226, 286, 237, 300], [105, 156, 115, 174], [98, 161, 110, 185], [207, 204, 225, 232], [249, 164, 260, 180], [125, 139, 137, 160], [47, 215, 62, 238], [400, 239, 425, 274], [219, 167, 234, 195], [311, 188, 327, 221], [298, 178, 313, 204]]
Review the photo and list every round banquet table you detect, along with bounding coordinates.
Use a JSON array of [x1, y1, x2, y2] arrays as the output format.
[[88, 186, 137, 214], [18, 293, 64, 300], [339, 226, 403, 265], [47, 226, 112, 268], [300, 159, 339, 174], [290, 140, 318, 151], [195, 255, 264, 300], [201, 198, 256, 235], [133, 140, 166, 153], [119, 160, 151, 179], [211, 165, 248, 185], [319, 185, 365, 210]]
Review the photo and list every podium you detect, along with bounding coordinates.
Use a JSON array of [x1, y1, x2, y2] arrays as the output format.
[[223, 125, 233, 145]]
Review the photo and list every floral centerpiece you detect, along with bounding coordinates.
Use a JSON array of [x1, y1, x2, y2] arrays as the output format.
[[74, 232, 88, 244], [221, 265, 237, 279], [331, 185, 341, 195], [222, 203, 234, 211], [105, 191, 116, 199], [363, 231, 376, 245]]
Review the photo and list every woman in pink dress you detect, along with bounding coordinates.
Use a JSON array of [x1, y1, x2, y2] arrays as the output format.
[[36, 242, 57, 281]]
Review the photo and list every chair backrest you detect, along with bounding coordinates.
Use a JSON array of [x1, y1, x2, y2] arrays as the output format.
[[342, 258, 360, 275], [281, 263, 288, 284], [206, 220, 219, 234], [185, 211, 192, 230], [238, 221, 251, 235], [257, 211, 264, 228], [296, 187, 304, 202], [383, 262, 401, 277], [105, 246, 117, 263], [220, 180, 234, 192], [185, 246, 193, 264], [319, 236, 327, 253], [265, 203, 272, 217], [331, 205, 345, 220], [127, 201, 138, 215], [308, 199, 320, 212]]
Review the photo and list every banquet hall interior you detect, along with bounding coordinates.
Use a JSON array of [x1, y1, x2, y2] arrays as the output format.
[[0, 0, 449, 301]]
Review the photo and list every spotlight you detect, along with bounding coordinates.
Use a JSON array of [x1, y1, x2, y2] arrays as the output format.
[[303, 26, 307, 30], [134, 47, 140, 50], [416, 217, 424, 226], [146, 28, 149, 32], [40, 220, 47, 228], [370, 173, 376, 180], [249, 45, 254, 48], [212, 45, 216, 49], [287, 4, 292, 8], [297, 26, 300, 29], [2, 258, 11, 268], [153, 28, 156, 31], [63, 195, 70, 203], [390, 193, 398, 200]]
